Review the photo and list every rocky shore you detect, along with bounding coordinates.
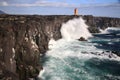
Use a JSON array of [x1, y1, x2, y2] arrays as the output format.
[[0, 14, 120, 80]]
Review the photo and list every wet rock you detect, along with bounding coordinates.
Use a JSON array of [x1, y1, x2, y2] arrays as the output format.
[[78, 37, 87, 41], [111, 51, 120, 57]]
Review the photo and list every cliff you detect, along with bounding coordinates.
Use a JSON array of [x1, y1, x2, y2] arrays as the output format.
[[0, 14, 120, 80], [83, 15, 120, 33]]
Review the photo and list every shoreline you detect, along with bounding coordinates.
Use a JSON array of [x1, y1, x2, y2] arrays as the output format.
[[0, 14, 120, 79]]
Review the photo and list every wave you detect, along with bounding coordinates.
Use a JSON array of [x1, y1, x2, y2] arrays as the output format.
[[38, 18, 120, 80], [100, 27, 120, 34], [39, 40, 120, 80], [61, 17, 92, 41]]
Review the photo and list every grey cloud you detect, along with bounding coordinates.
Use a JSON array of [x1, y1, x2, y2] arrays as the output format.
[[0, 1, 8, 6]]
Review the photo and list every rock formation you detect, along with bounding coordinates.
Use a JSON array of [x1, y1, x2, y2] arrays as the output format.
[[78, 37, 87, 41], [83, 15, 120, 33], [0, 14, 120, 80]]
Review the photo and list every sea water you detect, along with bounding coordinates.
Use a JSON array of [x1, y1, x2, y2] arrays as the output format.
[[39, 18, 120, 80]]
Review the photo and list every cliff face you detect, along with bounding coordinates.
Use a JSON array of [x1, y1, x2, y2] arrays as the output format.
[[83, 15, 120, 33], [0, 15, 120, 80], [0, 15, 76, 80]]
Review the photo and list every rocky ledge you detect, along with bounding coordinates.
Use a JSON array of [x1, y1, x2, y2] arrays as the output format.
[[0, 14, 120, 80]]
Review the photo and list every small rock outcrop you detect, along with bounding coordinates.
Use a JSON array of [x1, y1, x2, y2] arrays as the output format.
[[78, 37, 87, 41]]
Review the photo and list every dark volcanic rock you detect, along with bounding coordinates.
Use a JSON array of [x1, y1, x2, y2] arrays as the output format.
[[0, 15, 77, 80], [0, 15, 120, 80], [78, 37, 87, 41], [83, 15, 120, 33]]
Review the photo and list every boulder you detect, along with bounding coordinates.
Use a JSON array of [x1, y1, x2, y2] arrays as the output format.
[[78, 37, 87, 41]]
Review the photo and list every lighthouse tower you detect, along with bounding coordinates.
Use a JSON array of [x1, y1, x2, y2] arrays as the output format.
[[74, 8, 78, 16]]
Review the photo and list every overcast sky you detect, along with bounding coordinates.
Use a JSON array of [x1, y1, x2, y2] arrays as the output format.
[[0, 0, 120, 17]]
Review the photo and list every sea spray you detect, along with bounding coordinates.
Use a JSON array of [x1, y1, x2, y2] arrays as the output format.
[[99, 27, 120, 34], [61, 17, 92, 41], [48, 17, 92, 49], [48, 38, 56, 49]]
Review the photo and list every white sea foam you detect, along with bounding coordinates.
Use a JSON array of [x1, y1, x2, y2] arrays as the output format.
[[47, 39, 120, 61], [48, 38, 56, 49], [39, 69, 45, 77], [38, 18, 120, 80], [39, 39, 120, 80], [100, 27, 120, 34]]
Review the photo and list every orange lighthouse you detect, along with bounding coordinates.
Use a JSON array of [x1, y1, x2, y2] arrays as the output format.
[[74, 8, 78, 16]]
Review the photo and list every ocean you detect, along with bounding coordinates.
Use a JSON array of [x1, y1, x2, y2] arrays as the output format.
[[38, 17, 120, 80]]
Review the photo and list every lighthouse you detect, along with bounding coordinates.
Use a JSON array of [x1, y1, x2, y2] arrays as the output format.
[[74, 8, 78, 16]]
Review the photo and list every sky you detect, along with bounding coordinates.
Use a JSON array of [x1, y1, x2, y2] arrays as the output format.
[[0, 0, 120, 17]]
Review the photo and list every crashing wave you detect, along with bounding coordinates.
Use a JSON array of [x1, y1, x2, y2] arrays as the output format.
[[100, 27, 120, 34], [61, 17, 92, 41]]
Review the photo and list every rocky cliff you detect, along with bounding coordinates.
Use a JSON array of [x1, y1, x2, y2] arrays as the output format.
[[0, 14, 120, 80], [83, 15, 120, 33]]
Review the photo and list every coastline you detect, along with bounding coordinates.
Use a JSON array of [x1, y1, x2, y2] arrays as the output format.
[[0, 14, 120, 80]]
